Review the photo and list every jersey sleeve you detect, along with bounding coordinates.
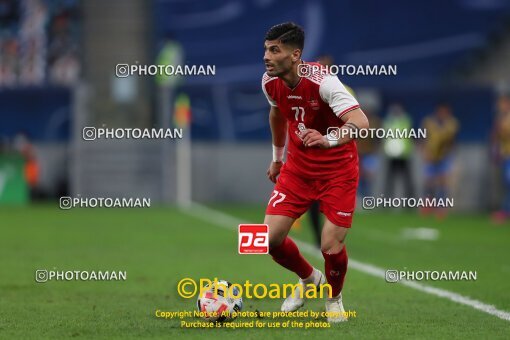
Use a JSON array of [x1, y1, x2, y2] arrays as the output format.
[[319, 75, 360, 118], [261, 75, 277, 107]]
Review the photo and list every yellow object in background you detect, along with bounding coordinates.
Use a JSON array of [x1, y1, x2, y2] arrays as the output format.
[[292, 216, 302, 231]]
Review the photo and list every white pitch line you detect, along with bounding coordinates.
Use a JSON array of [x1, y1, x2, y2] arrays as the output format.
[[183, 203, 510, 322]]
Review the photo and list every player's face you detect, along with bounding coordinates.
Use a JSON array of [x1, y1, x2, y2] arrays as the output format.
[[263, 40, 297, 77]]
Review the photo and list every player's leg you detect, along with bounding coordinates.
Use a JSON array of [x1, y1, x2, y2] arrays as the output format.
[[321, 218, 348, 254], [265, 168, 313, 278], [317, 175, 357, 322], [321, 218, 349, 322], [265, 213, 325, 312], [321, 219, 349, 294], [385, 158, 397, 197], [492, 158, 510, 223], [435, 158, 453, 218], [422, 162, 437, 215], [437, 158, 450, 200], [265, 214, 313, 279], [402, 158, 415, 198], [308, 201, 322, 248], [265, 168, 325, 312]]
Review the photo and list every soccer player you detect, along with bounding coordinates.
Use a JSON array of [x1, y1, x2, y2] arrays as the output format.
[[261, 22, 369, 322]]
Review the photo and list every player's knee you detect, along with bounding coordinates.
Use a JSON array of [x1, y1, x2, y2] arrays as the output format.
[[268, 234, 285, 251], [320, 239, 344, 254], [264, 215, 294, 251]]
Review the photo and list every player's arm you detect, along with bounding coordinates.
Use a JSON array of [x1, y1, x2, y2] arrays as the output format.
[[270, 106, 287, 148], [302, 76, 369, 148], [304, 108, 369, 148], [329, 107, 370, 146], [267, 106, 287, 182], [262, 78, 287, 182]]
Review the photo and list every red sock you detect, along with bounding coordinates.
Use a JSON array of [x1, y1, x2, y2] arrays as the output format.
[[269, 237, 313, 279], [322, 246, 348, 297]]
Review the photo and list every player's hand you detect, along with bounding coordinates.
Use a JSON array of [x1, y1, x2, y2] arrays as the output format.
[[300, 129, 329, 148], [267, 161, 283, 183]]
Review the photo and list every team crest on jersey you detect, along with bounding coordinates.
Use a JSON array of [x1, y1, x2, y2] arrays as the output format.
[[309, 99, 319, 110]]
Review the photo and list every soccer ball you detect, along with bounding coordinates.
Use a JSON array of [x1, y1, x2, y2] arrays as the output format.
[[197, 280, 243, 322]]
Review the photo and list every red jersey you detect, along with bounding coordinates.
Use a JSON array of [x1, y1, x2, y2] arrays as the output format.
[[262, 62, 360, 179]]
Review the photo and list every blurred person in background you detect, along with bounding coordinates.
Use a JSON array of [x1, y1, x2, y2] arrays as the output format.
[[0, 0, 80, 87], [383, 103, 414, 198], [48, 4, 80, 85], [156, 33, 184, 128], [156, 33, 184, 88], [491, 94, 510, 224], [13, 132, 40, 200], [0, 37, 18, 86], [0, 0, 18, 86], [421, 103, 459, 217], [49, 50, 79, 85], [19, 0, 47, 85]]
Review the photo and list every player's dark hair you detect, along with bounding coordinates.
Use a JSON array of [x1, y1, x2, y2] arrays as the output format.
[[265, 22, 304, 50]]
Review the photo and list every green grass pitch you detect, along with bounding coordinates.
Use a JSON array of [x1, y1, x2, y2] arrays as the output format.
[[1, 204, 509, 339]]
